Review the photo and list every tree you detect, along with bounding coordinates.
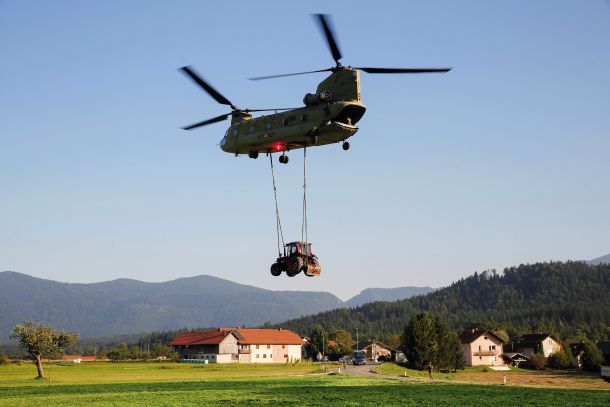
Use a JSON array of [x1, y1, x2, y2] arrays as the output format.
[[332, 330, 355, 356], [386, 334, 401, 351], [527, 353, 546, 370], [401, 313, 444, 370], [581, 340, 604, 372], [445, 331, 466, 372], [547, 351, 571, 370], [11, 321, 79, 378], [308, 325, 327, 359]]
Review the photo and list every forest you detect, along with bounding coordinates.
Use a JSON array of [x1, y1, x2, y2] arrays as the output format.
[[272, 261, 610, 343]]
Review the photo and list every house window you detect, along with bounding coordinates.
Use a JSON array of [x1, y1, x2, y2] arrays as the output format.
[[489, 345, 496, 350], [256, 345, 259, 349], [484, 336, 488, 340], [282, 345, 285, 349], [263, 354, 267, 359], [284, 354, 288, 358], [256, 354, 259, 359], [267, 345, 271, 349]]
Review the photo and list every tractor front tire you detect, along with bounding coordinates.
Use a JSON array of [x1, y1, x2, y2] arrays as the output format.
[[270, 263, 281, 277], [287, 256, 304, 277]]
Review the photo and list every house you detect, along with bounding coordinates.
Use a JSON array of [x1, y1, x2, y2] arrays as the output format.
[[170, 328, 302, 364], [362, 340, 396, 362], [501, 352, 529, 368], [234, 328, 302, 363], [459, 328, 505, 366], [170, 330, 239, 363], [512, 333, 561, 357]]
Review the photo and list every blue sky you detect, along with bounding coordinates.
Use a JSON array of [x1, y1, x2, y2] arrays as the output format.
[[1, 1, 609, 300]]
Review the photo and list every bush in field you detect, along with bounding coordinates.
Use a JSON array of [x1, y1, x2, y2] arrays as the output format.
[[581, 340, 603, 372], [527, 353, 546, 370], [547, 351, 572, 370], [0, 354, 9, 364]]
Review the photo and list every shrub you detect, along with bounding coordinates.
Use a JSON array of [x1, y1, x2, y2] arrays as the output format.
[[527, 353, 546, 370], [0, 354, 9, 365], [547, 351, 572, 370]]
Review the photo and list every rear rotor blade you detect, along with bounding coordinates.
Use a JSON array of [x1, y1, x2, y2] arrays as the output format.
[[314, 14, 342, 65], [183, 113, 231, 130], [357, 67, 452, 74], [249, 68, 333, 81], [180, 66, 236, 108]]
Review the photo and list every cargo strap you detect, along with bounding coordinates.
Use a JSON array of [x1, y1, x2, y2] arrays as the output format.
[[301, 146, 308, 244], [269, 153, 285, 256]]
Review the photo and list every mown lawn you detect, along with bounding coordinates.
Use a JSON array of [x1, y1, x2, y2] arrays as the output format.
[[1, 362, 609, 406]]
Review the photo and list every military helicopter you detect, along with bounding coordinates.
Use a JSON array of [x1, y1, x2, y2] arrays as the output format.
[[180, 14, 450, 163]]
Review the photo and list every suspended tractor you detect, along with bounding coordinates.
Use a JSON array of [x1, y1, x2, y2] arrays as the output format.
[[270, 241, 321, 277]]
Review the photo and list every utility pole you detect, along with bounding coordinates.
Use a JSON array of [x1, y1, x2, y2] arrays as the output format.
[[356, 328, 359, 351], [322, 332, 325, 359]]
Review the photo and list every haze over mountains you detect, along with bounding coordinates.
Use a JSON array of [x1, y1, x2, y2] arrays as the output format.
[[0, 272, 429, 342]]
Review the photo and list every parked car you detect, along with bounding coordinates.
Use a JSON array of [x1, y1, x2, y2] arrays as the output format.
[[353, 350, 366, 365]]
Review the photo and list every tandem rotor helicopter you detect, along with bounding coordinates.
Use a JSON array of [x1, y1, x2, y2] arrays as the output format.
[[179, 14, 451, 164]]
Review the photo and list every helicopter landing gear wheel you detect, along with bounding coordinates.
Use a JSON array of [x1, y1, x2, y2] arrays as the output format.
[[342, 141, 350, 151], [279, 154, 289, 164], [248, 150, 259, 159]]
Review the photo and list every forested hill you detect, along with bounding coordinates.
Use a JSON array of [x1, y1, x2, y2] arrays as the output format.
[[275, 262, 610, 341]]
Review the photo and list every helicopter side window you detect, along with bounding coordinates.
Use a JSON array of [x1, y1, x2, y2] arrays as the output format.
[[249, 126, 254, 133], [233, 129, 238, 136], [283, 118, 289, 126], [301, 114, 308, 122], [266, 123, 271, 130]]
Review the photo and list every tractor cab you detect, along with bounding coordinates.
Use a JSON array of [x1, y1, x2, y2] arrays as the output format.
[[285, 241, 311, 257]]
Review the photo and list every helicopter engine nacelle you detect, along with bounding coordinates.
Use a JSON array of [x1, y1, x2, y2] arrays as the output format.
[[303, 91, 332, 106]]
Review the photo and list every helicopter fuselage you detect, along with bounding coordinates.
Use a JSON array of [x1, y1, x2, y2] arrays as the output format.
[[219, 67, 366, 156]]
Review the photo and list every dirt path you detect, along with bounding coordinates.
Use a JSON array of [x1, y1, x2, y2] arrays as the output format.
[[341, 363, 610, 390]]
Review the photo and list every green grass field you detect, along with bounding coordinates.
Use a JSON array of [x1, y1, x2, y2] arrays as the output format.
[[1, 362, 609, 406]]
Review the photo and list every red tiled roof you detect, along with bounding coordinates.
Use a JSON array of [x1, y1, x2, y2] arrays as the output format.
[[235, 329, 302, 345], [170, 330, 234, 346]]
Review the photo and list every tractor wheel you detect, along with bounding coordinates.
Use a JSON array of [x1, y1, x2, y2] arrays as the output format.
[[287, 256, 303, 277], [270, 263, 281, 277]]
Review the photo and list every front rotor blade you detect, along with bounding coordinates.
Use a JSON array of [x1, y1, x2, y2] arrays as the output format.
[[314, 14, 342, 65], [248, 68, 333, 81], [357, 67, 452, 74], [183, 113, 230, 130], [180, 66, 235, 108]]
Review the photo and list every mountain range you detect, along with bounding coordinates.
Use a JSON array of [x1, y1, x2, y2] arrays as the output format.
[[0, 271, 429, 342]]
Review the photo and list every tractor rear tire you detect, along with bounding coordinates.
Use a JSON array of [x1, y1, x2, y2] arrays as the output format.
[[287, 256, 303, 277], [270, 263, 281, 277]]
